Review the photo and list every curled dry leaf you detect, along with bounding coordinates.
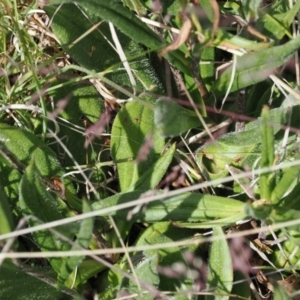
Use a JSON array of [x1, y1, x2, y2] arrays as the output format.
[[159, 16, 192, 57], [278, 274, 300, 299]]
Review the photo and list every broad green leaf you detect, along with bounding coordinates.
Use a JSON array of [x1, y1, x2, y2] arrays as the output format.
[[119, 253, 159, 300], [199, 0, 216, 22], [46, 0, 191, 75], [0, 123, 75, 205], [71, 258, 107, 288], [258, 12, 291, 40], [0, 184, 15, 236], [47, 0, 161, 51], [270, 181, 300, 230], [0, 123, 80, 220], [0, 261, 74, 300], [135, 222, 198, 297], [45, 3, 164, 94], [255, 0, 296, 41], [198, 128, 261, 168], [19, 160, 77, 274], [154, 99, 205, 137], [212, 35, 300, 97], [96, 262, 124, 299], [57, 200, 94, 288], [91, 190, 245, 223], [126, 144, 176, 192], [200, 46, 215, 91], [241, 0, 262, 22], [111, 101, 165, 191], [274, 180, 300, 212], [271, 164, 300, 205], [271, 207, 300, 232], [260, 106, 276, 201], [97, 250, 159, 300], [122, 0, 147, 15], [270, 230, 300, 269], [197, 105, 300, 181], [0, 123, 66, 177], [206, 226, 233, 300], [44, 3, 122, 72], [120, 222, 197, 299], [272, 0, 300, 31], [47, 79, 105, 167], [244, 198, 274, 220], [221, 1, 240, 15], [230, 271, 251, 299], [197, 124, 263, 182]]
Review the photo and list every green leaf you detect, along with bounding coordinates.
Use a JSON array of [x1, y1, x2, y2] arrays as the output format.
[[271, 207, 300, 232], [46, 0, 191, 75], [57, 199, 94, 288], [47, 0, 161, 50], [273, 0, 300, 31], [0, 123, 76, 206], [96, 263, 124, 299], [197, 105, 300, 182], [122, 0, 147, 15], [0, 261, 74, 300], [206, 226, 233, 300], [199, 0, 217, 22], [271, 164, 300, 205], [254, 0, 298, 40], [119, 253, 159, 300], [258, 12, 291, 40], [45, 3, 164, 94], [154, 99, 205, 137], [91, 190, 245, 223], [271, 230, 300, 270], [175, 212, 247, 229], [260, 106, 276, 201], [19, 160, 77, 274], [71, 258, 107, 288], [241, 0, 262, 22], [47, 79, 105, 166], [212, 35, 300, 97], [126, 144, 176, 192], [230, 271, 251, 299], [244, 199, 272, 220], [111, 101, 165, 191], [199, 46, 215, 91], [0, 123, 66, 177], [274, 180, 300, 211], [0, 184, 15, 236], [122, 222, 197, 298]]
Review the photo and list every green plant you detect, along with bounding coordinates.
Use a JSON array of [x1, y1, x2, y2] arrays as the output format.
[[1, 0, 300, 299]]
